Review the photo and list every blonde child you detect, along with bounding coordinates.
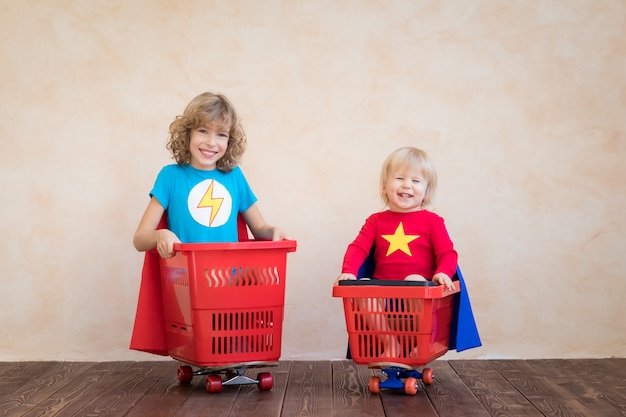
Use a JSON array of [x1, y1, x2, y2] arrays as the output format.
[[335, 146, 457, 358]]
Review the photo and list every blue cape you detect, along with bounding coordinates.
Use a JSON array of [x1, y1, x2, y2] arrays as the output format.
[[446, 266, 482, 351]]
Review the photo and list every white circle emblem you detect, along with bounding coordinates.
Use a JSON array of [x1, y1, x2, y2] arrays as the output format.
[[187, 179, 232, 227]]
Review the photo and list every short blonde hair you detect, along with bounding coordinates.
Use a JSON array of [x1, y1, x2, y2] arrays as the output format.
[[379, 147, 438, 208], [166, 92, 246, 172]]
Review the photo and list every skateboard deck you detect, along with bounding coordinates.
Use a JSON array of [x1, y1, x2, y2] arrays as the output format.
[[367, 362, 414, 370], [193, 361, 278, 372]]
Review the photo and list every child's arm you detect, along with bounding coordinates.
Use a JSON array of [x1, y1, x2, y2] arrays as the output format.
[[133, 196, 181, 258], [241, 203, 291, 241], [430, 215, 458, 291]]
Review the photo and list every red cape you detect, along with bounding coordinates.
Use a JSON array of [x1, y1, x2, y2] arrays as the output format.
[[129, 215, 249, 356]]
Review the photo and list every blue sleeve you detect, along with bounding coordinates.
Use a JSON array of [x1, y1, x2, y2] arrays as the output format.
[[234, 167, 257, 213], [149, 165, 174, 210]]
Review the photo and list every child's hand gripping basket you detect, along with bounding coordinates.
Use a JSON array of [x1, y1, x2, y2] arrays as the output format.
[[159, 240, 297, 367], [332, 280, 460, 368]]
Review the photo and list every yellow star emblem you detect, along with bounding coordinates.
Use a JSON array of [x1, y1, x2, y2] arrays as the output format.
[[382, 222, 419, 256]]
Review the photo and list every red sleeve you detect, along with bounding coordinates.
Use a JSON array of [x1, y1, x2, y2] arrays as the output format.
[[430, 215, 458, 278], [341, 216, 377, 276]]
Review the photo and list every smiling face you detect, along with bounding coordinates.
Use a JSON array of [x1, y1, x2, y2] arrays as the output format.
[[379, 147, 437, 210], [188, 123, 230, 170], [383, 164, 430, 212]]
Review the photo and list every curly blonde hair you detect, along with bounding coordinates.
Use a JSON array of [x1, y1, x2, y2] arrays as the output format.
[[379, 146, 438, 209], [166, 92, 247, 172]]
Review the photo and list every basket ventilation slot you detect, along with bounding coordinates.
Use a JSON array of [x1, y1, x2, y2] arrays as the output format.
[[205, 266, 281, 287]]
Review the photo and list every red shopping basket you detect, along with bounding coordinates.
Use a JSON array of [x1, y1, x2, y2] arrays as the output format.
[[333, 281, 459, 368], [160, 240, 296, 367]]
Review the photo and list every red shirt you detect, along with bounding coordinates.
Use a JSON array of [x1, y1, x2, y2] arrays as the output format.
[[342, 210, 458, 280]]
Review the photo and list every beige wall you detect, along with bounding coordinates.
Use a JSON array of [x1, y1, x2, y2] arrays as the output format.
[[1, 0, 624, 361]]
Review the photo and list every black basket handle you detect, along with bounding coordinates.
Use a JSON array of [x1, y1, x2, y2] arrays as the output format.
[[337, 279, 439, 287]]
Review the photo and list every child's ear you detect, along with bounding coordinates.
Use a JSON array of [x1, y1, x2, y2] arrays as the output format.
[[423, 185, 432, 203]]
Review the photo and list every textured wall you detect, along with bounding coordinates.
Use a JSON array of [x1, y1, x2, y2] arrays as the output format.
[[1, 0, 624, 360]]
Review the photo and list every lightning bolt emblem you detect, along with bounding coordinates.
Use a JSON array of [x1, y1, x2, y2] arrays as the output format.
[[197, 180, 223, 225]]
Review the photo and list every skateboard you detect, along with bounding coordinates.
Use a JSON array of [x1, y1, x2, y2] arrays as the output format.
[[177, 361, 278, 393], [367, 362, 434, 395]]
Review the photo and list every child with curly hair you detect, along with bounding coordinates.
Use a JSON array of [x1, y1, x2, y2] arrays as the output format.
[[133, 92, 290, 258]]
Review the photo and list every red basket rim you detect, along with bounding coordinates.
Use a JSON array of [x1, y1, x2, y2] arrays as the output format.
[[173, 239, 297, 253]]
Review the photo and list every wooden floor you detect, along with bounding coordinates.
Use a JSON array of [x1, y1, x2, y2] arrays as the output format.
[[1, 359, 625, 417]]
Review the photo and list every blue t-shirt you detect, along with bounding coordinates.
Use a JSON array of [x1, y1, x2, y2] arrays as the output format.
[[150, 164, 257, 243]]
